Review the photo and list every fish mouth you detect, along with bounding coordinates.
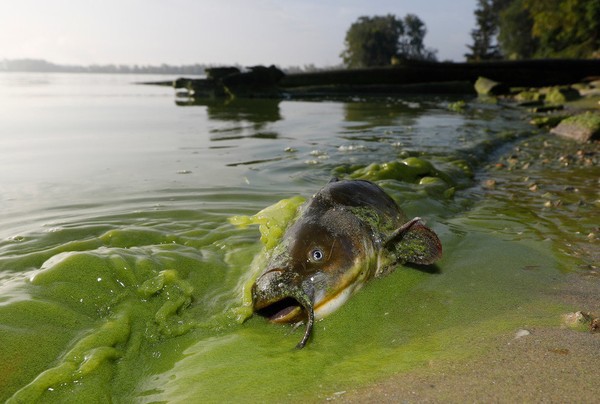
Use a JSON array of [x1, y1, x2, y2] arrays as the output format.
[[254, 297, 304, 323], [252, 273, 315, 349], [254, 294, 314, 349]]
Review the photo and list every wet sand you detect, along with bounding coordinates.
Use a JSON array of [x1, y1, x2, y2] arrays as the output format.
[[340, 271, 600, 403]]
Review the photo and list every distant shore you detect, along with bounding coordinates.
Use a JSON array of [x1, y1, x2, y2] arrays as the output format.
[[161, 59, 600, 100], [0, 58, 208, 75]]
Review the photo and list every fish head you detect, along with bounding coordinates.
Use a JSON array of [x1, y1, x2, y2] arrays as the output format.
[[252, 208, 374, 326]]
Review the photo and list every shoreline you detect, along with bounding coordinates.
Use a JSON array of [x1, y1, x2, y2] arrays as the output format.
[[340, 270, 599, 403], [160, 58, 600, 100], [335, 110, 600, 402]]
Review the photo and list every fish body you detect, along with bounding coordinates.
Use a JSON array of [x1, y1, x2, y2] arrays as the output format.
[[251, 179, 442, 348]]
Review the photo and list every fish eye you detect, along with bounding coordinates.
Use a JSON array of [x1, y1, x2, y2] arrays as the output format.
[[309, 248, 324, 262]]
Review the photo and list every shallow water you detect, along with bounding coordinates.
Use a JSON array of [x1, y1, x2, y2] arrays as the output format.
[[0, 73, 596, 402]]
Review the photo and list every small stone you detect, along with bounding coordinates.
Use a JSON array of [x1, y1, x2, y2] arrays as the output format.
[[515, 329, 531, 339], [483, 179, 497, 190]]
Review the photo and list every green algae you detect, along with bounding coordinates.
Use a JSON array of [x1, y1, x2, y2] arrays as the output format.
[[545, 86, 581, 104], [349, 157, 437, 182], [133, 204, 567, 403], [530, 114, 569, 128], [0, 235, 226, 402], [228, 195, 306, 320], [340, 156, 473, 199], [229, 195, 305, 250], [560, 111, 600, 132], [515, 89, 545, 102], [447, 100, 467, 112], [0, 180, 587, 403], [7, 309, 131, 403]]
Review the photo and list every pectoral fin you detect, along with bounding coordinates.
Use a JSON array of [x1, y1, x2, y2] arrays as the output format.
[[383, 217, 442, 266]]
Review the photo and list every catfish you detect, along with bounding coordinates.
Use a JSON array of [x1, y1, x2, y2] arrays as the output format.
[[252, 178, 442, 348]]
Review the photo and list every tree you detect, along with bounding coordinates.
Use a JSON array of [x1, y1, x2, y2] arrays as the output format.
[[522, 0, 600, 58], [497, 0, 537, 59], [341, 15, 404, 68], [465, 0, 507, 61], [398, 14, 438, 61], [493, 0, 599, 59], [341, 14, 437, 68]]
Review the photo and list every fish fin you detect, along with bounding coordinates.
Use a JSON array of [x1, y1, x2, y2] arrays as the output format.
[[383, 217, 442, 266]]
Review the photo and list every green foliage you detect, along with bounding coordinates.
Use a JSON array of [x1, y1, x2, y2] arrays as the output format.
[[341, 14, 437, 68], [497, 0, 538, 59], [495, 0, 600, 59], [398, 14, 438, 61], [524, 0, 600, 58], [341, 15, 403, 68], [468, 0, 599, 60]]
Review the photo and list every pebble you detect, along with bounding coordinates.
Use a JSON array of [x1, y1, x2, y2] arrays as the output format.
[[483, 179, 497, 190], [515, 329, 531, 339]]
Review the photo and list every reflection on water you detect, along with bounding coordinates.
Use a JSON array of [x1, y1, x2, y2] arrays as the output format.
[[0, 73, 596, 402], [177, 97, 282, 141], [342, 97, 424, 129]]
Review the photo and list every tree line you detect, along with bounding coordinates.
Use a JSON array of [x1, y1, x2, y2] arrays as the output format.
[[0, 59, 209, 75], [341, 0, 597, 68], [0, 58, 338, 75], [466, 0, 599, 60]]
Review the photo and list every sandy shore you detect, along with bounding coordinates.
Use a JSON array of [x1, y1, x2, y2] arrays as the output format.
[[339, 270, 599, 403]]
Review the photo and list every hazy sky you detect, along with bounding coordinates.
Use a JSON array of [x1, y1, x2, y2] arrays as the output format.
[[0, 0, 476, 67]]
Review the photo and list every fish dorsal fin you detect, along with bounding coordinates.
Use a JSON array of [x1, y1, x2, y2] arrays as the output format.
[[383, 217, 442, 266]]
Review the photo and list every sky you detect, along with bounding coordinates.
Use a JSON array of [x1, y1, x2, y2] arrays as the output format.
[[0, 0, 477, 67]]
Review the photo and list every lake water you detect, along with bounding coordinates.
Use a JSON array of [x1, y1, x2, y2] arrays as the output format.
[[0, 73, 597, 402]]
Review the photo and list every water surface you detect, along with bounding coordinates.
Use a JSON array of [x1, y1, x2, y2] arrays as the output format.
[[0, 73, 595, 402]]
